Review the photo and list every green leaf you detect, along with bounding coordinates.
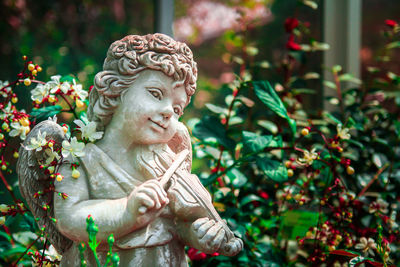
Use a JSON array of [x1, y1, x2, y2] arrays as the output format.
[[227, 168, 248, 188], [394, 120, 400, 135], [346, 139, 364, 149], [329, 249, 360, 257], [260, 217, 278, 229], [339, 73, 362, 84], [386, 41, 400, 49], [242, 131, 273, 152], [257, 120, 278, 134], [192, 116, 235, 150], [60, 75, 76, 83], [301, 0, 318, 9], [323, 80, 336, 89], [30, 105, 62, 121], [303, 72, 320, 80], [332, 65, 342, 73], [0, 231, 11, 241], [323, 111, 342, 125], [1, 245, 32, 258], [256, 157, 288, 182], [253, 81, 296, 136], [291, 88, 316, 95], [240, 194, 264, 206], [205, 103, 228, 115]]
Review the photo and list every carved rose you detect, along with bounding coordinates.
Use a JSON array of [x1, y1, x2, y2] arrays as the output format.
[[110, 41, 127, 58], [128, 36, 147, 53], [149, 34, 176, 53], [178, 44, 193, 59]]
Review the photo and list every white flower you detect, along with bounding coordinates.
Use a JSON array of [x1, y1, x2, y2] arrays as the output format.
[[71, 79, 88, 101], [31, 83, 50, 104], [48, 75, 70, 95], [62, 137, 85, 160], [355, 237, 376, 256], [297, 148, 318, 166], [25, 131, 47, 151], [0, 81, 11, 98], [48, 115, 58, 123], [0, 102, 14, 120], [33, 244, 61, 267], [44, 147, 61, 165], [74, 119, 103, 142], [369, 199, 389, 214], [9, 121, 30, 140], [337, 124, 351, 140]]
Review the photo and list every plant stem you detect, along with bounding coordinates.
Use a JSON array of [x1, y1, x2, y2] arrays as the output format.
[[60, 95, 79, 119], [357, 164, 389, 198], [333, 71, 345, 119], [12, 235, 41, 266], [0, 170, 18, 203]]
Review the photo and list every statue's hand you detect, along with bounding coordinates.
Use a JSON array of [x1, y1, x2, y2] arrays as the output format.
[[131, 180, 169, 215], [219, 236, 243, 257], [191, 217, 226, 254]]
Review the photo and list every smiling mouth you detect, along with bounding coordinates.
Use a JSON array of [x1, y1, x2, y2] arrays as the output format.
[[149, 119, 166, 130]]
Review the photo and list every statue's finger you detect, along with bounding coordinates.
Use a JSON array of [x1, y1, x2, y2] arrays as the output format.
[[208, 227, 225, 251], [196, 219, 215, 238], [139, 188, 160, 209], [192, 217, 209, 231], [137, 193, 155, 210], [144, 180, 167, 200]]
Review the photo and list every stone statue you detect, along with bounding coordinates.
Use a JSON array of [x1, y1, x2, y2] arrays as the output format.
[[17, 34, 243, 266]]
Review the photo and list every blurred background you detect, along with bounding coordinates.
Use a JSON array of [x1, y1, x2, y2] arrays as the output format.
[[1, 0, 399, 116], [1, 1, 400, 265]]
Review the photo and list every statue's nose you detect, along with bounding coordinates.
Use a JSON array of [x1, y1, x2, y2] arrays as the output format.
[[161, 106, 173, 121]]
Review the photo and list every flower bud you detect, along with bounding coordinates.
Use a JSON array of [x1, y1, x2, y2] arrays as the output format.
[[108, 234, 115, 246], [11, 97, 18, 103], [0, 204, 9, 213], [301, 128, 309, 136], [72, 168, 80, 179], [24, 78, 31, 86], [287, 168, 294, 177], [48, 166, 55, 174], [48, 96, 56, 103], [346, 166, 355, 175], [20, 118, 29, 127], [111, 254, 120, 265], [76, 99, 85, 108], [0, 216, 5, 225], [13, 152, 19, 158], [37, 66, 42, 72], [56, 174, 64, 182], [28, 64, 35, 71]]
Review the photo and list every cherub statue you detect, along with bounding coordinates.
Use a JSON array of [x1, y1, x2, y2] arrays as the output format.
[[17, 34, 242, 266]]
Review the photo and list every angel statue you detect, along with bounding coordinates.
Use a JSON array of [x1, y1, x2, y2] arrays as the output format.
[[17, 33, 243, 266]]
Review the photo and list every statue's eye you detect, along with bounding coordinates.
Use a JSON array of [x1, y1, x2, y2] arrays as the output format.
[[173, 106, 182, 116], [149, 89, 162, 100]]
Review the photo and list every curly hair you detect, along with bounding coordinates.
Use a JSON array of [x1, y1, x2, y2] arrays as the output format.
[[87, 33, 198, 130]]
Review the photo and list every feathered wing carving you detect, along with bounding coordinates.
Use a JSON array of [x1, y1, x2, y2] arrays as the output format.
[[17, 120, 73, 254]]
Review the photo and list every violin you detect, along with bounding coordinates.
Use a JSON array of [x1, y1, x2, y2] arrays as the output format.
[[140, 149, 243, 256]]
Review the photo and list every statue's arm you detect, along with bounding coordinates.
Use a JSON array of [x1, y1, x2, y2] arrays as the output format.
[[54, 163, 167, 243]]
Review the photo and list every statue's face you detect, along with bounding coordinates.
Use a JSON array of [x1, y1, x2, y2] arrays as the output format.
[[114, 70, 187, 145]]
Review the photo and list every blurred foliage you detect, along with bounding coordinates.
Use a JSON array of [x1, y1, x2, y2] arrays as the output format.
[[1, 0, 400, 266]]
